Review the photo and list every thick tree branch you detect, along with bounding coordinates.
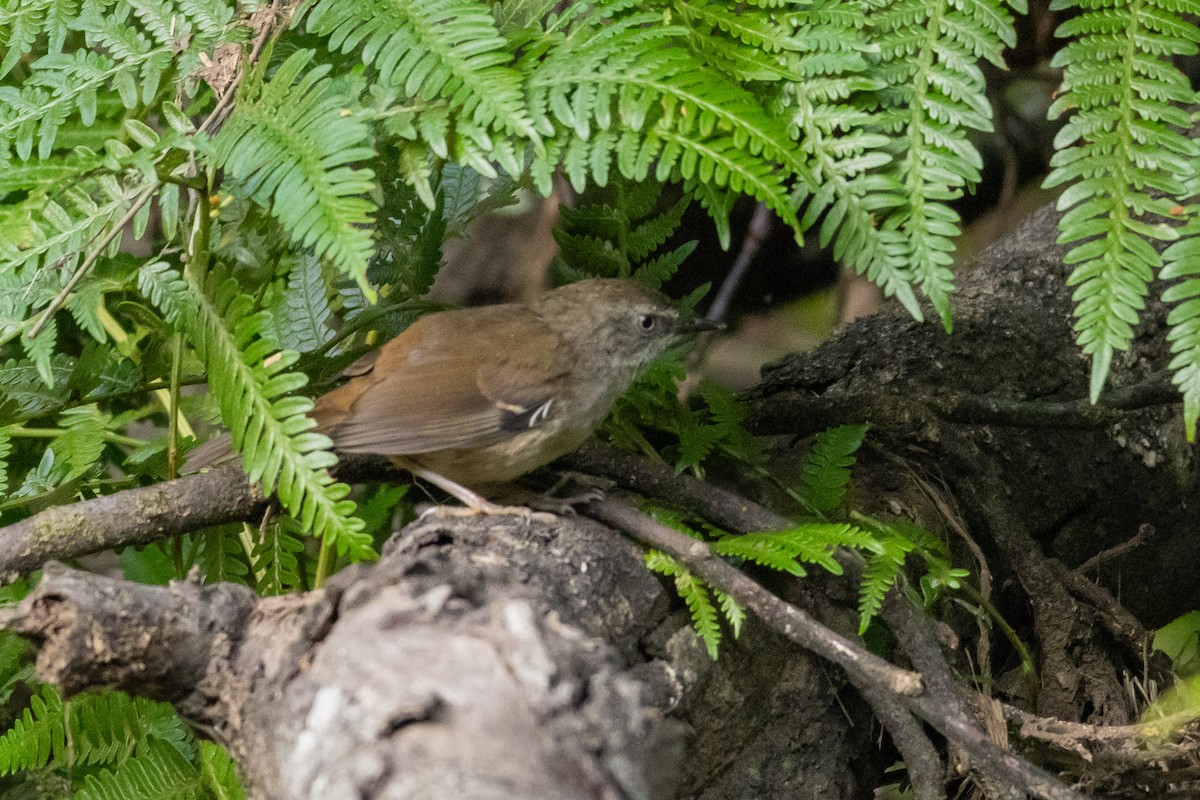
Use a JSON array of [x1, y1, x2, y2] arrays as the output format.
[[0, 466, 266, 581]]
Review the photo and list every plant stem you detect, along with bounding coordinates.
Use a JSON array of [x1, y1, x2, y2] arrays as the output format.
[[313, 537, 335, 589], [97, 306, 196, 440]]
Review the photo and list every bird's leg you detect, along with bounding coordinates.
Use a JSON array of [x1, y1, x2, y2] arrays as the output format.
[[400, 460, 557, 523]]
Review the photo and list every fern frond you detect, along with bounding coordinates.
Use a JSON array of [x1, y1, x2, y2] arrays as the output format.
[[646, 550, 721, 658], [0, 355, 74, 417], [0, 686, 185, 775], [798, 423, 868, 514], [0, 7, 182, 160], [1045, 0, 1200, 401], [868, 0, 1021, 328], [199, 741, 244, 800], [199, 528, 252, 584], [713, 587, 746, 639], [70, 692, 191, 767], [252, 516, 305, 596], [54, 404, 110, 479], [1162, 226, 1200, 440], [73, 741, 202, 800], [270, 254, 335, 353], [676, 568, 720, 659], [299, 0, 539, 152], [529, 14, 799, 222], [858, 535, 914, 633], [0, 685, 64, 774], [211, 50, 377, 289], [553, 178, 695, 282], [0, 427, 11, 494], [0, 176, 147, 279], [714, 522, 881, 577], [139, 262, 373, 558], [786, 0, 920, 317]]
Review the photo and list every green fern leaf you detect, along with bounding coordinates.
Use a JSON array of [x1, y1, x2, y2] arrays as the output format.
[[300, 0, 539, 149], [54, 404, 111, 480], [199, 527, 252, 585], [714, 587, 745, 640], [1162, 229, 1200, 440], [858, 535, 913, 633], [271, 254, 335, 353], [798, 423, 868, 514], [252, 516, 306, 596], [1044, 0, 1200, 401], [211, 50, 377, 289], [866, 0, 1019, 328], [647, 550, 721, 658], [714, 522, 883, 579], [21, 316, 57, 388], [73, 741, 202, 800], [0, 355, 74, 416], [677, 568, 721, 659], [198, 741, 244, 800], [0, 427, 12, 494], [140, 263, 372, 558], [0, 177, 146, 280], [0, 685, 64, 775]]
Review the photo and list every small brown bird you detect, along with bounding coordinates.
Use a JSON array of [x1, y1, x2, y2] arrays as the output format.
[[190, 279, 718, 514]]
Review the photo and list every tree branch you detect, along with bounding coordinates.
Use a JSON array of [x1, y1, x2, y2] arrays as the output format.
[[582, 497, 1085, 800], [0, 466, 266, 581]]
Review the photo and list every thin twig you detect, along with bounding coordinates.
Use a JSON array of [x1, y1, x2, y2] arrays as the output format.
[[706, 202, 773, 324], [1075, 523, 1153, 575], [196, 0, 282, 135], [584, 497, 923, 695]]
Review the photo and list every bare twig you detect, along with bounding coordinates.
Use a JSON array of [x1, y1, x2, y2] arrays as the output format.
[[1075, 523, 1153, 575], [0, 466, 266, 582], [584, 497, 923, 696], [196, 0, 283, 135], [706, 202, 773, 325]]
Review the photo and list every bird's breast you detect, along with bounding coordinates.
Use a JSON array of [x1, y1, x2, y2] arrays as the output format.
[[401, 420, 593, 487]]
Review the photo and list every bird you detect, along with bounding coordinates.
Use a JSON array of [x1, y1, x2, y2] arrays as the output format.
[[188, 278, 720, 515]]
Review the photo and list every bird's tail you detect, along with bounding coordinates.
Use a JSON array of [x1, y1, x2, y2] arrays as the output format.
[[183, 433, 238, 473]]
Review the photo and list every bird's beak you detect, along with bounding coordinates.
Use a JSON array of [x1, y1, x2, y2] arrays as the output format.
[[679, 317, 726, 334]]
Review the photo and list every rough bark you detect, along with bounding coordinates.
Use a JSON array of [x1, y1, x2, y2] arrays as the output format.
[[5, 512, 877, 800], [746, 206, 1185, 729]]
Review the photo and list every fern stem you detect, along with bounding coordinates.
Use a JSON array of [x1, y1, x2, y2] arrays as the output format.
[[97, 306, 196, 440], [313, 537, 335, 589], [960, 583, 1038, 697], [167, 333, 185, 480], [6, 427, 145, 447], [169, 330, 186, 578], [238, 522, 258, 576]]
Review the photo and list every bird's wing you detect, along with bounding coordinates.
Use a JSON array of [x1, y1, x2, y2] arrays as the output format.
[[315, 305, 574, 455]]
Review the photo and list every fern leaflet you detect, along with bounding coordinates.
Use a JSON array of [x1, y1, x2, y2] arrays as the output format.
[[138, 261, 373, 558], [211, 50, 377, 290], [798, 423, 868, 514], [1044, 0, 1200, 401]]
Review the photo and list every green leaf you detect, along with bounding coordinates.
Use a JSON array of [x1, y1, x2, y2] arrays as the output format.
[[211, 50, 377, 290], [199, 741, 244, 800], [798, 423, 868, 514], [140, 262, 373, 559], [72, 740, 203, 800]]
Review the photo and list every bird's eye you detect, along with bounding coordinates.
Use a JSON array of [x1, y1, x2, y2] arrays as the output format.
[[637, 314, 656, 331]]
